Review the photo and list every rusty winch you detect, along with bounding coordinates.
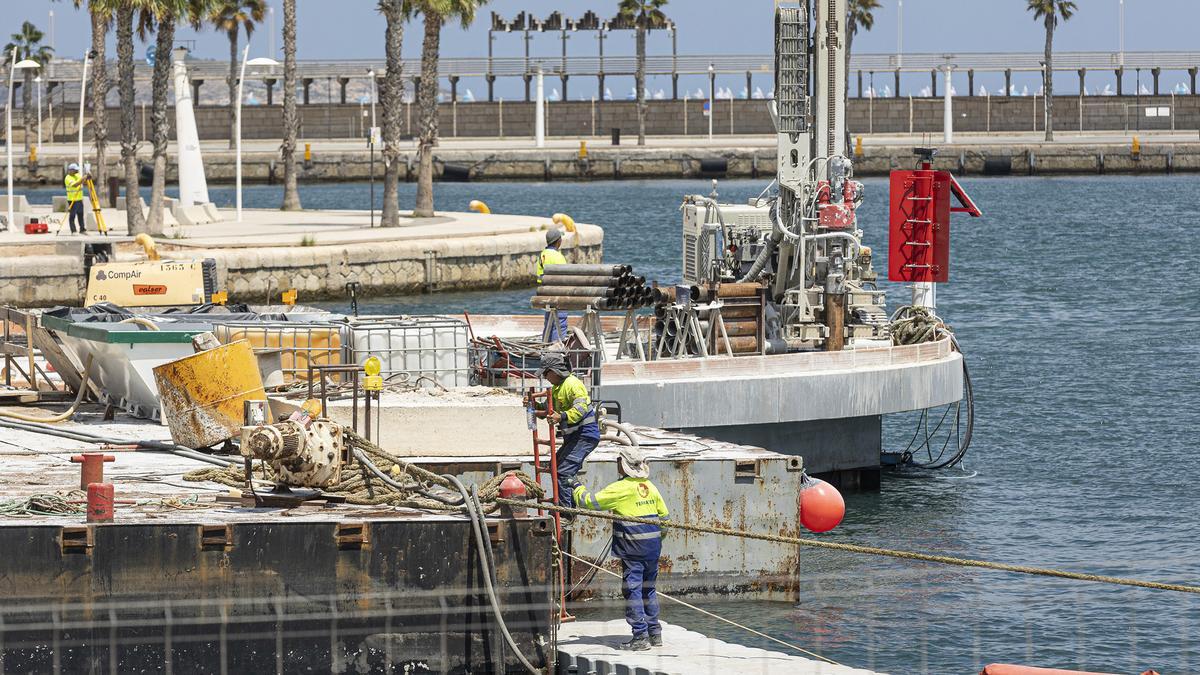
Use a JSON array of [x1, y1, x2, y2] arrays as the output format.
[[240, 417, 347, 489]]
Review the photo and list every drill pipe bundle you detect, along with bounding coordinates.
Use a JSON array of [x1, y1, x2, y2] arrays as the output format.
[[540, 264, 630, 277], [535, 263, 659, 310]]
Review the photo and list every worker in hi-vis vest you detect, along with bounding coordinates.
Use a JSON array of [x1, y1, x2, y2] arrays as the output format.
[[537, 228, 568, 341], [573, 446, 668, 652], [64, 164, 87, 234], [528, 351, 599, 511]]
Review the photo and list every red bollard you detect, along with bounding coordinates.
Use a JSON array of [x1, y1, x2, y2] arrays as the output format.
[[498, 473, 528, 516], [86, 483, 114, 522], [70, 453, 115, 491]]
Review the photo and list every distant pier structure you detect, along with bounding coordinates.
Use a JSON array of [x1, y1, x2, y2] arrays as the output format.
[[23, 51, 1200, 106]]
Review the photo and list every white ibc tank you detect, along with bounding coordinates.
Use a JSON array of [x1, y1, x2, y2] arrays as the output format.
[[349, 317, 470, 389]]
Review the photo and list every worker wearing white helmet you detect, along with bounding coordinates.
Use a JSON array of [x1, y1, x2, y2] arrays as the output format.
[[64, 164, 88, 234], [537, 228, 568, 340], [573, 446, 669, 651]]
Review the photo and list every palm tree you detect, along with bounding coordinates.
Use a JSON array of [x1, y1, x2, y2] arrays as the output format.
[[405, 0, 487, 218], [616, 0, 668, 147], [69, 0, 113, 204], [4, 22, 54, 153], [210, 0, 265, 150], [280, 0, 301, 210], [846, 0, 880, 150], [138, 0, 199, 234], [1028, 0, 1076, 142], [377, 0, 404, 227], [110, 0, 146, 233]]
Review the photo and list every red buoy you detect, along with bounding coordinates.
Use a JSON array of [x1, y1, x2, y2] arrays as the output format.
[[799, 476, 844, 533]]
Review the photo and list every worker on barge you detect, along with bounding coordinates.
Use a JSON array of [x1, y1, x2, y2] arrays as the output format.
[[573, 446, 668, 652], [529, 352, 599, 511], [537, 228, 568, 341]]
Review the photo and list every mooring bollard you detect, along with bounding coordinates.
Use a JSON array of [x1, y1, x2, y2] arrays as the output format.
[[71, 453, 115, 491]]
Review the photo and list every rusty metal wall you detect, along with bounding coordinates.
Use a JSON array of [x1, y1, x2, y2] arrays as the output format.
[[449, 450, 805, 602], [0, 517, 555, 673], [567, 453, 806, 602]]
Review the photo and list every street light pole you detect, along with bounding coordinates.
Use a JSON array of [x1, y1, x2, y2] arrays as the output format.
[[368, 69, 377, 227], [236, 45, 249, 222], [897, 0, 903, 69], [8, 51, 41, 231], [78, 50, 91, 171], [237, 55, 279, 222], [1119, 0, 1125, 68], [35, 75, 42, 148], [708, 63, 714, 141]]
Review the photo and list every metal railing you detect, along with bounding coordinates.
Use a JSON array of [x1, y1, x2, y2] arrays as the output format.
[[30, 51, 1200, 84]]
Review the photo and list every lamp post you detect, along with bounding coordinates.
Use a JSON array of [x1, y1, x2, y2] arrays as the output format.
[[238, 53, 279, 222], [708, 63, 715, 141], [367, 68, 377, 227], [34, 75, 42, 148], [8, 52, 41, 231], [77, 50, 92, 171], [1118, 0, 1125, 68]]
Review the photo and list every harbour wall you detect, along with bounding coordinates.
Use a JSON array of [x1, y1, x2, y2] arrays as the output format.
[[0, 226, 604, 307], [7, 140, 1200, 188], [28, 95, 1200, 142]]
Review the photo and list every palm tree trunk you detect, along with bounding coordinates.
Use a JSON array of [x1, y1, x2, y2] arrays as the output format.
[[22, 70, 33, 153], [635, 23, 646, 146], [227, 28, 238, 150], [280, 0, 302, 210], [89, 6, 108, 204], [413, 12, 441, 218], [146, 18, 175, 235], [380, 0, 404, 227], [116, 4, 145, 234], [1043, 15, 1054, 142]]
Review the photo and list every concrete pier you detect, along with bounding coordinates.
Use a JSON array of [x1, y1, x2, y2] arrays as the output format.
[[556, 620, 880, 674], [0, 208, 603, 307]]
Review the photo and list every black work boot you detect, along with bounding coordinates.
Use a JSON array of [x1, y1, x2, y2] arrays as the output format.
[[618, 635, 651, 651], [649, 633, 663, 647]]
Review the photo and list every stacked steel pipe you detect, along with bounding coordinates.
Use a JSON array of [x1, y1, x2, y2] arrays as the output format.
[[653, 282, 767, 356], [531, 264, 662, 311]]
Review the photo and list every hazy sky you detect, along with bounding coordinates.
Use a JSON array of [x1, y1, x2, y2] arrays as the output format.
[[2, 1, 1195, 97]]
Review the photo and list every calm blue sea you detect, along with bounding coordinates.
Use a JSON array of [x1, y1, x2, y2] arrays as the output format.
[[25, 175, 1199, 673]]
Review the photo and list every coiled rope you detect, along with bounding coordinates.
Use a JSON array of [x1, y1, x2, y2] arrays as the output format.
[[507, 499, 1200, 596], [183, 430, 544, 511]]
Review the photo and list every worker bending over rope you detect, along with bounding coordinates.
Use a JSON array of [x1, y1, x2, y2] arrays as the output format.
[[573, 446, 669, 652], [528, 351, 598, 511]]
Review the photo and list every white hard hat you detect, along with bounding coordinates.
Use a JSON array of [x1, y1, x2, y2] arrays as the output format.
[[618, 446, 649, 479], [67, 163, 80, 172]]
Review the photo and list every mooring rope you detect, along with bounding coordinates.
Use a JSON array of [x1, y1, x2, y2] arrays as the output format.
[[561, 550, 846, 667], [504, 498, 1200, 596]]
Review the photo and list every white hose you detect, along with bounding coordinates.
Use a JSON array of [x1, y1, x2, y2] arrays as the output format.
[[0, 355, 94, 424], [118, 317, 160, 331]]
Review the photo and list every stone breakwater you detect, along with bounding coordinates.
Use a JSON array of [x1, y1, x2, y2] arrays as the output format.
[[0, 224, 604, 308]]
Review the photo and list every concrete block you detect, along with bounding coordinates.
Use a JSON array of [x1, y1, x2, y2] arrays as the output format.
[[0, 195, 32, 212], [269, 387, 531, 458], [52, 195, 70, 212]]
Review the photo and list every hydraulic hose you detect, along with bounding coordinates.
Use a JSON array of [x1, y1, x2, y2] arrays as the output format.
[[443, 474, 539, 674], [0, 355, 94, 424], [0, 417, 238, 468]]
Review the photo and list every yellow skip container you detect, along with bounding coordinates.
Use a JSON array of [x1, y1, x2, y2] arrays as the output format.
[[153, 339, 269, 449]]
